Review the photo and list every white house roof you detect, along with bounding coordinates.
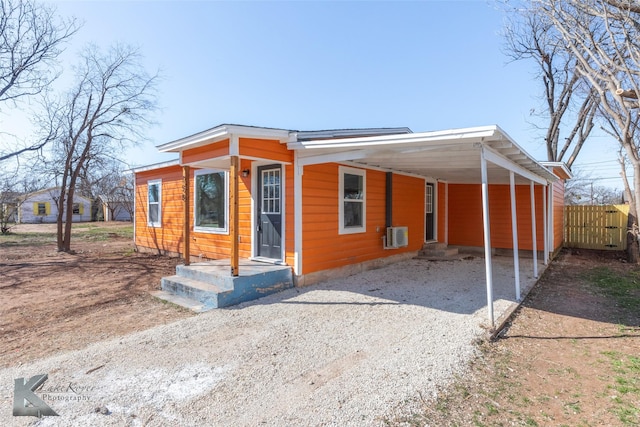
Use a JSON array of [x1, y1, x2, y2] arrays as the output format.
[[154, 123, 558, 185], [289, 125, 558, 185]]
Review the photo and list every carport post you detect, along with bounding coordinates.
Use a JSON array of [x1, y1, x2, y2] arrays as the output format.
[[509, 171, 521, 301], [530, 181, 538, 278], [480, 147, 494, 326]]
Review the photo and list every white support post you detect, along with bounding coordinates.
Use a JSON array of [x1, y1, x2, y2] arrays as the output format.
[[509, 171, 521, 302], [530, 181, 538, 279], [543, 184, 548, 265], [294, 153, 303, 277], [480, 148, 494, 326]]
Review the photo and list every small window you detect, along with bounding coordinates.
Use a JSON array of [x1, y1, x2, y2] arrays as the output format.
[[194, 169, 228, 233], [72, 203, 80, 214], [147, 179, 161, 227], [37, 203, 46, 215], [339, 166, 366, 234]]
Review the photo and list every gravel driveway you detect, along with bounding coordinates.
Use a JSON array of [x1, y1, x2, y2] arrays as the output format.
[[0, 255, 541, 426]]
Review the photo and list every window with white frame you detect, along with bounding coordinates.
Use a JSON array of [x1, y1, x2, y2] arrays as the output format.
[[194, 169, 228, 233], [339, 166, 366, 234], [147, 179, 161, 227]]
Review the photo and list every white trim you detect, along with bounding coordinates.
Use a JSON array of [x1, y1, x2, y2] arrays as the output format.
[[543, 184, 548, 265], [444, 181, 449, 245], [482, 145, 548, 185], [147, 179, 162, 228], [193, 169, 229, 235], [297, 149, 372, 167], [253, 163, 285, 262], [294, 153, 303, 276], [530, 181, 538, 279], [509, 171, 521, 302], [229, 134, 239, 156], [338, 166, 366, 235], [424, 179, 437, 242], [548, 183, 554, 253], [480, 147, 494, 326], [158, 124, 291, 153], [132, 159, 180, 173]]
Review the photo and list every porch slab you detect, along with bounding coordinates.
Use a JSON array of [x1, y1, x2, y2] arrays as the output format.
[[157, 260, 293, 311]]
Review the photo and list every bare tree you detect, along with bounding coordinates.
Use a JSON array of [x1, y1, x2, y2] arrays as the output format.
[[77, 156, 133, 220], [43, 44, 157, 252], [539, 0, 640, 259], [502, 3, 600, 168], [0, 0, 78, 162]]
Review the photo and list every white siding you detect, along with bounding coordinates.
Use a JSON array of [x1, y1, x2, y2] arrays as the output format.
[[19, 189, 92, 224]]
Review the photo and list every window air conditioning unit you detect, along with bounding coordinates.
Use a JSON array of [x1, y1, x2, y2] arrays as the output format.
[[386, 226, 409, 248]]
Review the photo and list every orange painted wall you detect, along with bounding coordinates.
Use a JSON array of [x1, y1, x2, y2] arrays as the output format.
[[240, 138, 292, 163], [447, 183, 556, 250], [182, 139, 229, 165], [135, 166, 185, 255], [300, 164, 424, 275], [552, 179, 565, 249], [135, 162, 255, 260]]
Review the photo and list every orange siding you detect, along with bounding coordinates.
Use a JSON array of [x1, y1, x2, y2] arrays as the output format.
[[448, 183, 546, 250], [300, 165, 424, 275], [135, 166, 185, 254], [182, 139, 229, 164], [240, 138, 293, 163], [552, 179, 564, 250], [135, 162, 254, 260], [284, 163, 295, 267]]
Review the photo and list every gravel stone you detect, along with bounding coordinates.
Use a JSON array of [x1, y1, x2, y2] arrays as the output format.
[[0, 256, 541, 426]]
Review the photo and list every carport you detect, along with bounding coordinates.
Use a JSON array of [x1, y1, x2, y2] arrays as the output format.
[[289, 125, 559, 325]]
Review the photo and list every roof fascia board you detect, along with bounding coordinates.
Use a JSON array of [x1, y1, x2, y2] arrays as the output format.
[[132, 159, 180, 173], [289, 125, 500, 150], [482, 145, 549, 185], [297, 149, 373, 166], [158, 125, 291, 153], [540, 161, 573, 179]]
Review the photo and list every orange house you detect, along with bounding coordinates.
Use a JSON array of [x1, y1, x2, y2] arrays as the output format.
[[134, 124, 569, 320]]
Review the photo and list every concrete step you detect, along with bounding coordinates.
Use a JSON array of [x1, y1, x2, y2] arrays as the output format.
[[161, 275, 231, 310], [150, 290, 208, 313], [419, 248, 460, 257], [159, 263, 294, 311], [422, 242, 449, 251]]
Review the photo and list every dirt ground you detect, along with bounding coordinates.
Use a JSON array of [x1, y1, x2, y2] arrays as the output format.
[[394, 249, 640, 426], [0, 223, 193, 369], [2, 225, 639, 425]]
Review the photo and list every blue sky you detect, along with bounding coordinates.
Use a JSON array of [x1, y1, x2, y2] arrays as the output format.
[[16, 1, 627, 189]]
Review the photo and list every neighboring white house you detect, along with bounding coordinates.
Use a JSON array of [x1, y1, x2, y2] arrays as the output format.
[[97, 195, 132, 221], [18, 188, 92, 224]]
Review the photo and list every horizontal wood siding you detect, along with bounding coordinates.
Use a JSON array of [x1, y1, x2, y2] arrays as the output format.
[[135, 166, 185, 254], [182, 139, 229, 165], [301, 164, 424, 275], [135, 163, 254, 260], [437, 182, 446, 242], [552, 180, 564, 249], [240, 138, 292, 163], [285, 163, 295, 267], [448, 183, 545, 250]]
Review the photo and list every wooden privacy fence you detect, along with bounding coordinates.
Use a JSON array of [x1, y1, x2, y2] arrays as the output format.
[[564, 204, 630, 251]]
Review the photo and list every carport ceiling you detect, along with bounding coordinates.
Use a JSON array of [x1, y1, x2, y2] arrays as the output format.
[[289, 125, 557, 185]]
